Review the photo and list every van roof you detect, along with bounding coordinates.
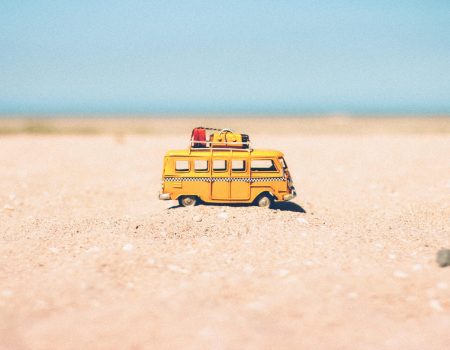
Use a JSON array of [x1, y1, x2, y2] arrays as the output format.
[[165, 149, 284, 157]]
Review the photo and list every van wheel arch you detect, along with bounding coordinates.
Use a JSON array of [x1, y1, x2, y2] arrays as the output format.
[[178, 195, 199, 207], [254, 192, 274, 208]]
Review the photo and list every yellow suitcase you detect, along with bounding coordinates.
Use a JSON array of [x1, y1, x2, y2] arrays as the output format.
[[209, 129, 249, 148]]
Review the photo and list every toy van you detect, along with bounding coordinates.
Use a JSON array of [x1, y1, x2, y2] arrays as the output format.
[[158, 127, 296, 208]]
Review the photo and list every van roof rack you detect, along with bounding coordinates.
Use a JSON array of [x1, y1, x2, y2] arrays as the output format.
[[189, 140, 253, 152], [189, 127, 252, 152]]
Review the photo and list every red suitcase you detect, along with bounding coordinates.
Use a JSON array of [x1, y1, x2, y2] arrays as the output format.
[[191, 127, 206, 148]]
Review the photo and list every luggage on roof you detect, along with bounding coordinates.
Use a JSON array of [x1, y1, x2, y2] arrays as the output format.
[[209, 129, 249, 149], [191, 127, 207, 148], [190, 127, 250, 149]]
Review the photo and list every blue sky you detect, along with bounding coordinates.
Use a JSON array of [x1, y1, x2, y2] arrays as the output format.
[[1, 0, 449, 114]]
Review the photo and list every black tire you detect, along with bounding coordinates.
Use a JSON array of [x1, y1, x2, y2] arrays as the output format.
[[178, 195, 198, 207], [255, 193, 273, 208]]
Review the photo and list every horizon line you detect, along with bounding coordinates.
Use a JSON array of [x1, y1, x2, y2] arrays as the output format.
[[1, 107, 450, 117]]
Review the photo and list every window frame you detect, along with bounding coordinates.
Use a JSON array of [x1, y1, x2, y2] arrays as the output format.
[[194, 159, 209, 172], [278, 157, 288, 169], [212, 159, 228, 172], [174, 159, 190, 172], [250, 158, 279, 172], [231, 159, 247, 172]]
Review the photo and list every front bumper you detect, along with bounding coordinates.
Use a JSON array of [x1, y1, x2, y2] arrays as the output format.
[[158, 193, 171, 200], [283, 189, 297, 201]]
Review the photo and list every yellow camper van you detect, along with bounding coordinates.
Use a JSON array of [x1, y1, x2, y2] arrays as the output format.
[[158, 128, 296, 208]]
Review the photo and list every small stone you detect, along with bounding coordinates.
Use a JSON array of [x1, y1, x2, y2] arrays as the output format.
[[437, 282, 448, 290], [217, 212, 228, 220], [393, 270, 408, 279], [246, 300, 266, 311], [429, 299, 444, 312], [276, 269, 289, 277], [297, 217, 308, 224], [243, 264, 254, 274], [167, 264, 190, 274], [3, 204, 14, 211], [193, 215, 202, 222], [436, 249, 450, 267], [33, 299, 47, 310], [122, 243, 134, 252], [347, 292, 358, 299], [86, 246, 100, 253], [412, 264, 423, 271], [8, 193, 16, 201], [1, 289, 13, 298], [200, 271, 212, 279]]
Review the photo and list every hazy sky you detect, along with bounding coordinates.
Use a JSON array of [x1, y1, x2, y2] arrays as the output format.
[[1, 0, 449, 113]]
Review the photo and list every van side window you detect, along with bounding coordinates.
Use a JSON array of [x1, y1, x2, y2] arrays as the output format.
[[175, 160, 189, 171], [213, 159, 227, 171], [194, 160, 208, 172], [232, 160, 246, 172], [251, 159, 277, 171]]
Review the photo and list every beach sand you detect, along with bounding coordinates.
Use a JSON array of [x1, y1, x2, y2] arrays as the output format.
[[1, 117, 449, 349]]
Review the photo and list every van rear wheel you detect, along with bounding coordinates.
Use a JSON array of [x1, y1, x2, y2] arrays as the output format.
[[255, 194, 273, 209], [178, 196, 198, 207]]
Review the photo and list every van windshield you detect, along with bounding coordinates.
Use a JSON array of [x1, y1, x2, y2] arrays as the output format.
[[279, 157, 288, 169]]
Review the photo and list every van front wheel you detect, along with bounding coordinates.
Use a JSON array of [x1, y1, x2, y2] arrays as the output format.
[[255, 194, 273, 209], [178, 196, 198, 207]]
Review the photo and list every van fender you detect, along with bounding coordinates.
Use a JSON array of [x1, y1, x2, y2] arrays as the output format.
[[267, 191, 284, 201], [176, 194, 202, 203], [252, 188, 277, 202]]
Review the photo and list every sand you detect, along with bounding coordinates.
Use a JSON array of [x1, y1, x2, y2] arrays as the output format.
[[1, 118, 450, 349]]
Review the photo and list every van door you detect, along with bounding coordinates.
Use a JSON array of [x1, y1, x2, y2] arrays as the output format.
[[230, 158, 251, 200], [211, 159, 230, 200], [250, 158, 282, 197]]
